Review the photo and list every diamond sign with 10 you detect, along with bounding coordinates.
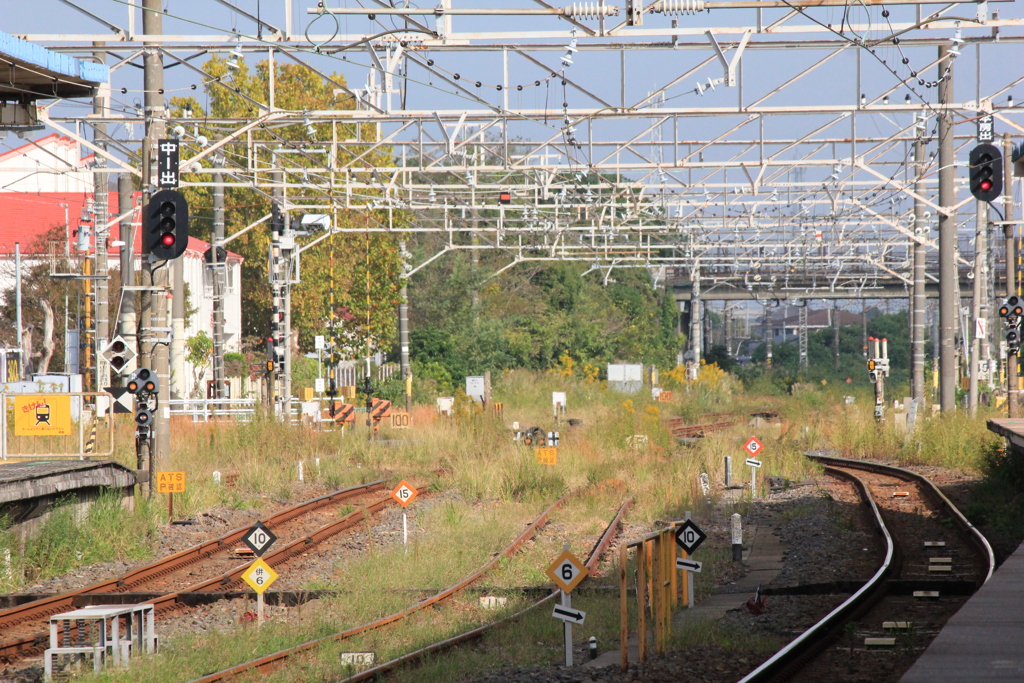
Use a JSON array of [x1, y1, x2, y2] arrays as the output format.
[[674, 519, 707, 554], [242, 521, 277, 558]]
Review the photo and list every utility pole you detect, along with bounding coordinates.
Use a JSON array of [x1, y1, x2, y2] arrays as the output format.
[[911, 134, 927, 403], [399, 241, 411, 414], [723, 303, 733, 357], [689, 269, 701, 377], [170, 245, 185, 399], [1004, 132, 1018, 416], [93, 44, 110, 395], [798, 302, 808, 369], [969, 201, 988, 415], [938, 43, 957, 412], [118, 175, 137, 376], [211, 156, 226, 398], [832, 301, 841, 369], [142, 0, 168, 488], [763, 303, 773, 367]]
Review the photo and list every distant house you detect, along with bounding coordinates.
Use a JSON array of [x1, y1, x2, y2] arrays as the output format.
[[766, 306, 868, 343], [0, 133, 243, 396]]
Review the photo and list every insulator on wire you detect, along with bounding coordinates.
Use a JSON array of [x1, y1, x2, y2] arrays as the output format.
[[651, 0, 705, 15], [563, 2, 618, 19]]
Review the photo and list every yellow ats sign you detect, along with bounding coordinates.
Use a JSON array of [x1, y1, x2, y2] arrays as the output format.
[[13, 396, 72, 436]]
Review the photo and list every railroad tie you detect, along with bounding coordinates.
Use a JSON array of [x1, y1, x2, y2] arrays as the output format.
[[865, 637, 896, 648], [882, 621, 913, 630]]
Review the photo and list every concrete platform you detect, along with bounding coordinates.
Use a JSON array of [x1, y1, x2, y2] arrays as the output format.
[[900, 540, 1024, 682], [986, 418, 1024, 454], [0, 461, 136, 543]]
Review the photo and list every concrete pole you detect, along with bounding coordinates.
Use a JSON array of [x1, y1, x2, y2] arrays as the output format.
[[689, 270, 701, 366], [969, 201, 988, 415], [937, 44, 957, 412], [15, 243, 22, 378], [118, 174, 137, 377], [912, 136, 927, 403], [142, 0, 169, 483], [398, 242, 411, 414], [283, 212, 293, 422], [724, 304, 733, 357], [832, 301, 841, 369], [763, 304, 772, 366], [211, 166, 226, 398], [170, 251, 185, 398], [1004, 133, 1018, 416], [93, 44, 110, 393]]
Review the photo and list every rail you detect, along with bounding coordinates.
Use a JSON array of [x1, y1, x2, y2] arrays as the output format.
[[0, 480, 386, 662], [340, 497, 634, 682], [737, 452, 996, 682], [189, 489, 588, 682]]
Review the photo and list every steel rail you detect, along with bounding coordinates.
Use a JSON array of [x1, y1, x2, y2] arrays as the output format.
[[806, 452, 996, 583], [0, 480, 385, 662], [340, 498, 635, 682], [737, 453, 996, 683], [188, 490, 582, 682], [736, 463, 895, 683]]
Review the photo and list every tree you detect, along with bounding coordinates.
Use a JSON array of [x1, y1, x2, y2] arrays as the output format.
[[185, 331, 213, 397], [168, 57, 402, 357]]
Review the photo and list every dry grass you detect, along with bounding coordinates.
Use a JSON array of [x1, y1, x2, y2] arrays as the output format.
[[54, 370, 1005, 682]]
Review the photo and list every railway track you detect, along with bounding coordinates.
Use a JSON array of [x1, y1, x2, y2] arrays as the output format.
[[739, 453, 995, 683], [340, 498, 634, 682], [189, 492, 631, 682], [0, 479, 393, 664]]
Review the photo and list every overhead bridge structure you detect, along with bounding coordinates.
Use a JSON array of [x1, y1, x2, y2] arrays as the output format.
[[4, 0, 1023, 437]]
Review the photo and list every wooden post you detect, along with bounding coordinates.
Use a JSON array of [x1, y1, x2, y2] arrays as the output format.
[[168, 492, 173, 523], [645, 541, 653, 617], [620, 544, 628, 672], [663, 529, 672, 643], [670, 534, 678, 610], [637, 542, 647, 663], [655, 540, 663, 651]]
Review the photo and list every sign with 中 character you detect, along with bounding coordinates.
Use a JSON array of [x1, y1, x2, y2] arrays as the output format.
[[14, 395, 72, 436]]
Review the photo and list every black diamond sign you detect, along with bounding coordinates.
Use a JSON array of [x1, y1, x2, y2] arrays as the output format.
[[242, 521, 277, 558], [674, 519, 707, 554]]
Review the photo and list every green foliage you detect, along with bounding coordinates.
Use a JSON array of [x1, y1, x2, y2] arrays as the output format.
[[224, 352, 247, 377], [408, 257, 680, 387], [0, 490, 156, 591], [169, 57, 401, 357]]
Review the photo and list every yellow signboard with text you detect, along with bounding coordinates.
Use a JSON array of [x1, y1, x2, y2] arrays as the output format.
[[13, 395, 72, 436], [156, 471, 186, 493]]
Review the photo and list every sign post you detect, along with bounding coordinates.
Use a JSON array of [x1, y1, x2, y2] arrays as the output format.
[[674, 517, 706, 608], [746, 458, 762, 497], [241, 557, 279, 627], [391, 480, 417, 551], [546, 546, 588, 666], [743, 437, 764, 498], [156, 471, 185, 522]]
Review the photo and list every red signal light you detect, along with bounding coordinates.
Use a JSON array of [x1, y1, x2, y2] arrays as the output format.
[[981, 179, 993, 191], [161, 233, 175, 246]]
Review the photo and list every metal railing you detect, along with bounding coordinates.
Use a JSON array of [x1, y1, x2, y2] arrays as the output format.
[[0, 391, 116, 460], [168, 398, 259, 422]]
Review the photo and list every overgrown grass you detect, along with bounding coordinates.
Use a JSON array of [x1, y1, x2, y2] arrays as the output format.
[[0, 489, 157, 592]]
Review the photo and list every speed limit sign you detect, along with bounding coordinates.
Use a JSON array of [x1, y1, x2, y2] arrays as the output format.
[[545, 550, 588, 593], [391, 480, 418, 508], [674, 519, 707, 554]]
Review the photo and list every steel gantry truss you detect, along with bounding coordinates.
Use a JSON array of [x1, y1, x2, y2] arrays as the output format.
[[6, 0, 1024, 419]]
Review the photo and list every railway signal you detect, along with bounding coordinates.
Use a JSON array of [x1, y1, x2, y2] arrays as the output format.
[[867, 337, 890, 423], [968, 143, 1003, 202], [101, 336, 135, 375], [145, 189, 190, 260]]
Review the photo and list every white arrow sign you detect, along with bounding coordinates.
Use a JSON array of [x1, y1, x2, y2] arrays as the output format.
[[746, 458, 762, 468], [676, 558, 703, 573], [552, 605, 586, 624]]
